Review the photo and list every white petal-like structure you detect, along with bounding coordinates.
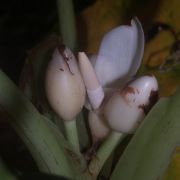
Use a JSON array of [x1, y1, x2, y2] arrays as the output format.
[[94, 17, 144, 87], [104, 76, 159, 133], [46, 46, 85, 121]]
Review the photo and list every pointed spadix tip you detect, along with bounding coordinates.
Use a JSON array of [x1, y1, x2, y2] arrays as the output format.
[[78, 51, 105, 109]]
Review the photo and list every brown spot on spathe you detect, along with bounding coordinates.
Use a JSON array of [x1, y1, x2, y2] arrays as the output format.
[[58, 44, 74, 75], [139, 90, 159, 114], [120, 86, 139, 105], [59, 68, 64, 71], [121, 86, 136, 95]]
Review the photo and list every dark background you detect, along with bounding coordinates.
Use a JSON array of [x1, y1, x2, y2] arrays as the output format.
[[0, 0, 94, 176], [0, 0, 95, 82]]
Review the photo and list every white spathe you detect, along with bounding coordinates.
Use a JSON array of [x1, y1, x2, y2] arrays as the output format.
[[46, 47, 85, 121], [94, 17, 144, 87], [104, 76, 158, 133]]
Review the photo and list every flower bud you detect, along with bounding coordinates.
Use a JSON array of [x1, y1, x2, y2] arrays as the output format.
[[88, 111, 110, 142], [104, 75, 159, 133], [45, 45, 85, 121]]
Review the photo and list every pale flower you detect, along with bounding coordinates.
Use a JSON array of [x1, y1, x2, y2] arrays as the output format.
[[45, 17, 158, 139], [78, 17, 158, 137]]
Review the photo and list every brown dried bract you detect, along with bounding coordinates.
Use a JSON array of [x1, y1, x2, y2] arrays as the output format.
[[84, 141, 101, 162], [64, 147, 81, 164], [58, 44, 74, 75]]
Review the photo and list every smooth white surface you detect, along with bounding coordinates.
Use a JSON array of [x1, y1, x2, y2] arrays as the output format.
[[94, 18, 144, 87], [104, 93, 144, 133], [104, 76, 158, 133], [78, 52, 100, 90], [87, 86, 104, 109], [78, 52, 104, 109], [46, 48, 85, 121]]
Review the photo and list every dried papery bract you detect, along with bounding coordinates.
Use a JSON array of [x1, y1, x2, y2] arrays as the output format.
[[104, 76, 159, 133], [45, 45, 85, 121]]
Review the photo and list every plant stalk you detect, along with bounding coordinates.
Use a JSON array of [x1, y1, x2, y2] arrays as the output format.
[[88, 132, 125, 178], [64, 120, 80, 153], [57, 0, 77, 52]]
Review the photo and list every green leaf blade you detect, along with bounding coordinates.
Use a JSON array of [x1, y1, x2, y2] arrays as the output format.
[[111, 90, 180, 180], [0, 71, 74, 179]]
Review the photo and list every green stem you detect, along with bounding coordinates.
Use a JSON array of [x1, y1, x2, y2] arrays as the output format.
[[57, 0, 77, 52], [64, 120, 80, 153], [88, 132, 125, 178]]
